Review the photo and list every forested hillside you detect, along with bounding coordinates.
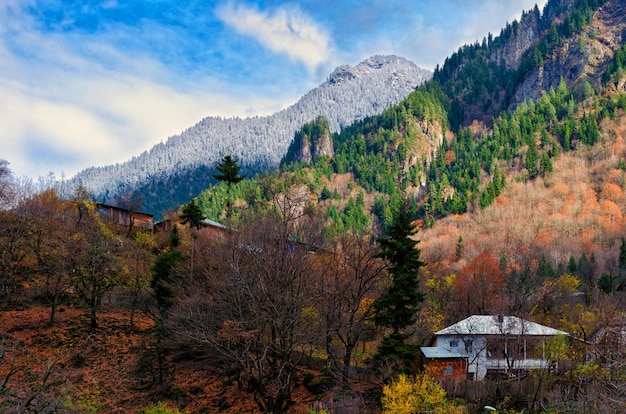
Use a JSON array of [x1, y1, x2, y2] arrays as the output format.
[[66, 55, 431, 219], [2, 0, 626, 413], [198, 0, 625, 252]]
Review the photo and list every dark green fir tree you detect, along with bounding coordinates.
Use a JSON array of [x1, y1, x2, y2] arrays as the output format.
[[180, 198, 205, 231], [213, 154, 244, 230], [619, 236, 626, 272], [373, 206, 425, 373]]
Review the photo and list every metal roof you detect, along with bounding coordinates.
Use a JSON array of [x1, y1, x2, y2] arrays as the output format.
[[435, 315, 568, 337], [202, 218, 229, 229], [421, 347, 465, 359]]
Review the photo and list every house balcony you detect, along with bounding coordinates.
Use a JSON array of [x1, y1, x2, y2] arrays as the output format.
[[484, 358, 550, 371]]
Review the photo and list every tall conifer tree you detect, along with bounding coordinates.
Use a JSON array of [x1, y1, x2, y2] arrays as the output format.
[[373, 206, 425, 372], [180, 198, 205, 278], [213, 155, 244, 229]]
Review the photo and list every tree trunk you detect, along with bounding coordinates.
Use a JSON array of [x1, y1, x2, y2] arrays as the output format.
[[325, 331, 335, 373], [48, 293, 57, 326], [90, 303, 98, 329], [342, 343, 355, 388]]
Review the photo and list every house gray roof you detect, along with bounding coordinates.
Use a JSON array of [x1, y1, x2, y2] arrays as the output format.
[[435, 315, 568, 337], [421, 347, 465, 359], [202, 218, 228, 229]]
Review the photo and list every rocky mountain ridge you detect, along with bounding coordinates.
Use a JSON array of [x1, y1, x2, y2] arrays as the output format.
[[68, 55, 431, 215]]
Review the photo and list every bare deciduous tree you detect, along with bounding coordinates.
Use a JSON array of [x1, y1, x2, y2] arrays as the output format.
[[170, 211, 320, 413], [0, 160, 15, 210], [313, 231, 384, 387], [0, 337, 63, 413], [0, 210, 29, 309]]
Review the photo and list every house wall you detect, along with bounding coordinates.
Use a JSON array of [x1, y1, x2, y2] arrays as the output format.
[[425, 359, 467, 382], [96, 204, 154, 231], [133, 214, 154, 229], [435, 334, 488, 380], [201, 224, 226, 241], [435, 334, 555, 380]]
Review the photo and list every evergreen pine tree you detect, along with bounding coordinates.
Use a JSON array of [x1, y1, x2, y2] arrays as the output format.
[[540, 153, 553, 175], [568, 255, 578, 273], [500, 252, 508, 272], [598, 272, 616, 294], [526, 141, 539, 179], [168, 224, 181, 248], [180, 198, 205, 231], [455, 236, 464, 260], [619, 237, 626, 272], [373, 206, 425, 372], [493, 166, 502, 196], [537, 254, 555, 279], [151, 226, 185, 316], [213, 155, 244, 229]]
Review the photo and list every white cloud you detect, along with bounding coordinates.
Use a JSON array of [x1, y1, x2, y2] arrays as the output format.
[[0, 67, 288, 179], [0, 1, 297, 180], [356, 0, 549, 71], [215, 1, 332, 71]]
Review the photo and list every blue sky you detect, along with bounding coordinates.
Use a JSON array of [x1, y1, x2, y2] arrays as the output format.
[[0, 0, 546, 180]]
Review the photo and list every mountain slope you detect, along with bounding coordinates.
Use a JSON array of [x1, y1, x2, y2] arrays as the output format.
[[511, 0, 626, 106], [432, 0, 624, 129], [68, 55, 431, 216], [211, 0, 626, 261]]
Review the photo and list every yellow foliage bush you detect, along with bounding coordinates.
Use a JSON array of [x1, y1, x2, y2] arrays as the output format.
[[381, 373, 463, 414]]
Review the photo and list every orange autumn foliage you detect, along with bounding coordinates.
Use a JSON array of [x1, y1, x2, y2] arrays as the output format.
[[599, 199, 623, 223], [495, 194, 510, 205], [445, 149, 456, 165], [535, 230, 554, 247], [606, 169, 624, 185], [552, 182, 570, 197], [453, 250, 505, 316], [601, 182, 623, 202]]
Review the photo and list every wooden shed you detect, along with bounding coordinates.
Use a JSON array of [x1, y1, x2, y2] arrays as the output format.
[[95, 203, 154, 231]]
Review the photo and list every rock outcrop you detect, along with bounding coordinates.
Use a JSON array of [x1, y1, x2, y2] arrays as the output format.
[[511, 0, 626, 106]]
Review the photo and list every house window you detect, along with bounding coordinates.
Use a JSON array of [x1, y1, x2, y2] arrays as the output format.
[[465, 340, 474, 353], [449, 340, 459, 348], [443, 364, 453, 376]]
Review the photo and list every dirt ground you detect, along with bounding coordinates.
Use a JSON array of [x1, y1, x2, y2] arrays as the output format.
[[0, 304, 337, 413]]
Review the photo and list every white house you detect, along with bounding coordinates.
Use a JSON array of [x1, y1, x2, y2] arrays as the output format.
[[424, 315, 568, 380]]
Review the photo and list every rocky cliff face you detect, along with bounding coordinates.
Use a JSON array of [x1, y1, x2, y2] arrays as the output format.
[[290, 128, 334, 164], [408, 119, 446, 188], [511, 0, 626, 107], [489, 8, 542, 71], [283, 116, 335, 165]]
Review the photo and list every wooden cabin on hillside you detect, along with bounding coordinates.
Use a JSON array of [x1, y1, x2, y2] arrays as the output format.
[[95, 203, 154, 232]]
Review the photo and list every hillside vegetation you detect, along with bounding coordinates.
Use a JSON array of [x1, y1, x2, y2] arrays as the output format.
[[2, 0, 626, 413]]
